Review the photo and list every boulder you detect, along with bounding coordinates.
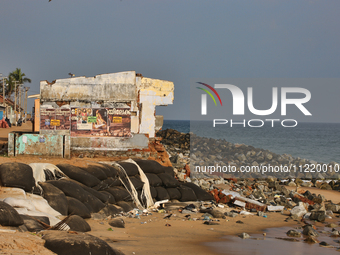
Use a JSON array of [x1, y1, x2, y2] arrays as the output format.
[[166, 188, 182, 200], [99, 191, 116, 204], [65, 215, 91, 232], [48, 180, 105, 213], [66, 197, 91, 219], [39, 182, 68, 215], [157, 173, 180, 188], [20, 215, 49, 232], [0, 201, 24, 226], [145, 173, 163, 187], [123, 176, 144, 190], [81, 165, 108, 180], [117, 162, 139, 176], [178, 185, 197, 202], [116, 201, 134, 212], [103, 177, 122, 187], [42, 230, 123, 255], [56, 164, 101, 187], [181, 182, 214, 201], [155, 186, 170, 201], [97, 204, 123, 217], [98, 164, 118, 178], [0, 163, 35, 192], [150, 186, 157, 198], [105, 187, 131, 202], [109, 218, 125, 228], [133, 159, 165, 174]]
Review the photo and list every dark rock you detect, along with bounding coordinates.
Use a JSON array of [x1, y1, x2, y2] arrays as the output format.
[[117, 162, 139, 176], [42, 230, 123, 255], [65, 215, 91, 232], [157, 173, 180, 188], [98, 164, 119, 178], [103, 177, 122, 187], [302, 225, 319, 237], [145, 173, 163, 187], [0, 163, 35, 192], [97, 204, 123, 217], [39, 182, 68, 215], [203, 221, 220, 225], [178, 185, 197, 202], [286, 229, 301, 238], [310, 211, 326, 222], [150, 186, 157, 198], [109, 218, 125, 228], [67, 179, 111, 204], [56, 164, 101, 187], [105, 187, 131, 202], [181, 182, 214, 201], [155, 186, 170, 201], [48, 179, 105, 213], [163, 166, 175, 177], [66, 197, 91, 219], [122, 176, 144, 190], [0, 201, 24, 226], [81, 165, 108, 180], [133, 159, 165, 174], [20, 215, 49, 232], [99, 191, 116, 204], [116, 201, 134, 212], [166, 188, 182, 200], [91, 181, 109, 191]]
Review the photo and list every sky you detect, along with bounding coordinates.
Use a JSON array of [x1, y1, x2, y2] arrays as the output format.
[[0, 0, 339, 120]]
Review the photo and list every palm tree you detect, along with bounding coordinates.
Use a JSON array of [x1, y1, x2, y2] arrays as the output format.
[[8, 68, 31, 98]]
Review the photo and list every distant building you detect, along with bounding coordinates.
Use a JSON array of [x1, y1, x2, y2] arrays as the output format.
[[9, 71, 174, 158]]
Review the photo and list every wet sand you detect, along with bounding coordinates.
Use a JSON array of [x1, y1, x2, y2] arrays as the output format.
[[87, 212, 295, 255], [207, 226, 340, 255]]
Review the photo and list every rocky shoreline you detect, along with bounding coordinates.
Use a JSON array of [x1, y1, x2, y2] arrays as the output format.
[[157, 128, 340, 252], [157, 128, 340, 187]]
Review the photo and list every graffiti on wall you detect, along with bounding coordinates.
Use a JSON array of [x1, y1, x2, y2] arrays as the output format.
[[70, 107, 131, 137]]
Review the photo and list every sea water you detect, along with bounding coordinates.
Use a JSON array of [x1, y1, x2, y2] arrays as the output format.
[[162, 120, 340, 164]]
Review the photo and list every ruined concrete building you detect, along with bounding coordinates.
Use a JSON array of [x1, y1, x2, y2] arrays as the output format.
[[9, 71, 174, 158]]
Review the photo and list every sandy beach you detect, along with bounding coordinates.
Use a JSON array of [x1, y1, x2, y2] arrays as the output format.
[[1, 123, 340, 255]]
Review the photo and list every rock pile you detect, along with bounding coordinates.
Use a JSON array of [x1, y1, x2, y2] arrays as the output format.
[[156, 128, 340, 250], [157, 129, 340, 187], [0, 159, 213, 254]]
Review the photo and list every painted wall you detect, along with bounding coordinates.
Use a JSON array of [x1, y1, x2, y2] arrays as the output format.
[[37, 71, 174, 153], [15, 133, 64, 157]]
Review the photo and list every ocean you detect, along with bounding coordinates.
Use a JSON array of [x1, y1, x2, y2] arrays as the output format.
[[162, 120, 340, 164]]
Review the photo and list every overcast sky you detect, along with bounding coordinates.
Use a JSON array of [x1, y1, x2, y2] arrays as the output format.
[[0, 0, 339, 120]]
